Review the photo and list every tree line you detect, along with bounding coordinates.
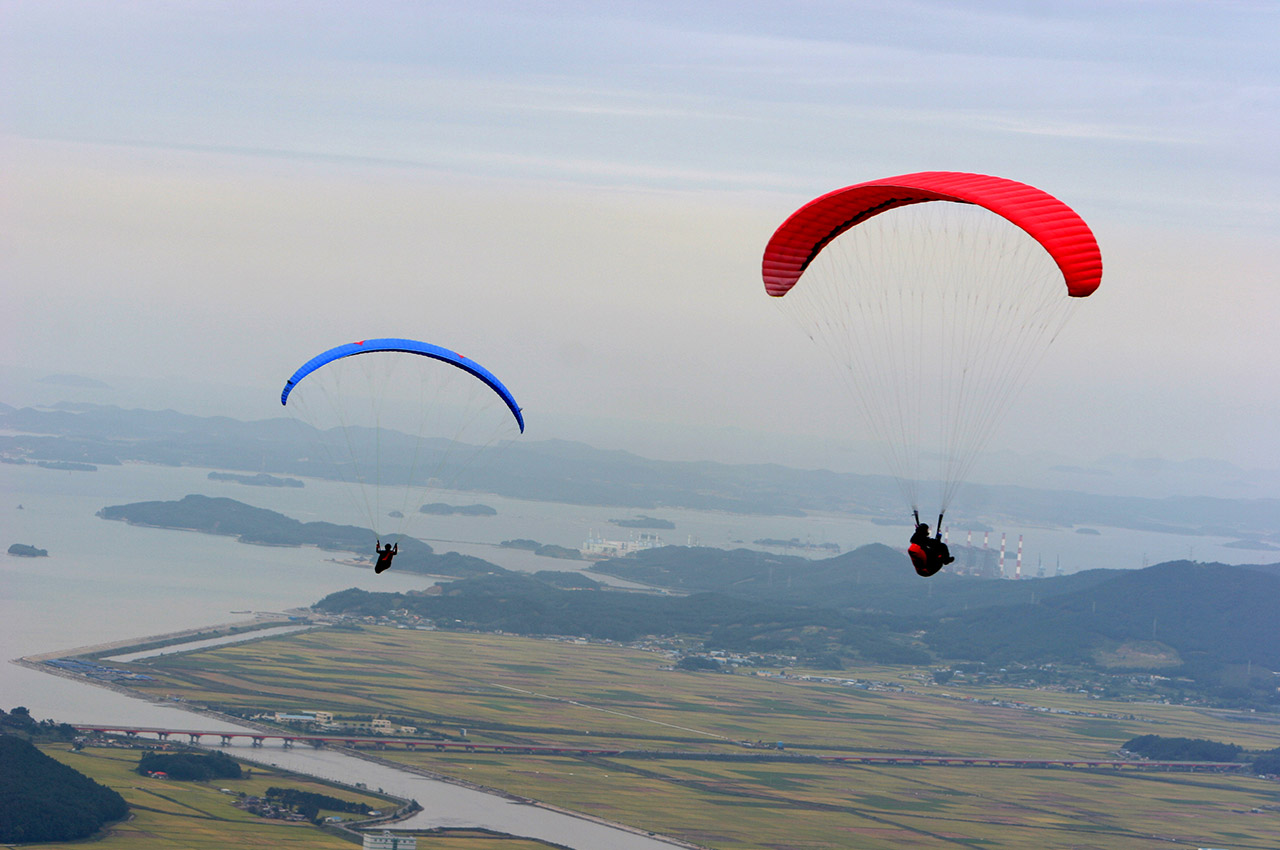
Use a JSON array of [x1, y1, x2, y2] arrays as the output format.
[[136, 749, 242, 781]]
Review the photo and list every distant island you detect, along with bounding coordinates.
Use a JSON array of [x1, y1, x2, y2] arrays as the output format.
[[1, 452, 98, 473], [1075, 527, 1102, 535], [4, 403, 1280, 539], [8, 543, 48, 557], [208, 471, 304, 488], [500, 539, 583, 560], [38, 460, 97, 471], [499, 538, 541, 551], [754, 538, 840, 552], [97, 494, 506, 578], [954, 521, 995, 532], [609, 515, 675, 530], [419, 502, 496, 516], [1224, 539, 1280, 551], [37, 373, 111, 389]]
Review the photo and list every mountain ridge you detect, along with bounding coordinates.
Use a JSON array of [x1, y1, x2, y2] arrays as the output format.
[[4, 402, 1277, 538]]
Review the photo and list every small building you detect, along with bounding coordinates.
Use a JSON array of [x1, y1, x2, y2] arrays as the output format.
[[362, 831, 416, 850], [951, 544, 1001, 578], [581, 530, 662, 557]]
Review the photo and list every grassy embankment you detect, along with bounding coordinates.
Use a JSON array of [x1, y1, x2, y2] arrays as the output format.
[[29, 744, 557, 850], [29, 744, 372, 849], [117, 626, 1280, 850]]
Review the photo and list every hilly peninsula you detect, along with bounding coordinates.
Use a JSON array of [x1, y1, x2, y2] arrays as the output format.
[[96, 495, 504, 578], [316, 544, 1280, 711]]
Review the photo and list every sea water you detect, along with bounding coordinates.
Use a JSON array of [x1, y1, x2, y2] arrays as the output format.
[[4, 458, 1269, 700]]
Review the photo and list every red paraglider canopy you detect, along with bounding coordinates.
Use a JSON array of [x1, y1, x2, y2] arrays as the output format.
[[762, 171, 1102, 298]]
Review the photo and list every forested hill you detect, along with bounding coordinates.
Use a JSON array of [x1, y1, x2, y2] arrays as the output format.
[[315, 576, 930, 666], [315, 547, 1280, 707], [595, 545, 1280, 671], [592, 544, 1125, 617], [0, 735, 128, 843], [97, 495, 505, 577], [925, 561, 1280, 672]]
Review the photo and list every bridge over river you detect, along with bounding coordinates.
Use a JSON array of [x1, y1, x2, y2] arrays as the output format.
[[75, 724, 626, 755], [74, 725, 1245, 773]]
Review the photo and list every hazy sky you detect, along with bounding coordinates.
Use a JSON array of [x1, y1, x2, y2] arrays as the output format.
[[3, 2, 1278, 490]]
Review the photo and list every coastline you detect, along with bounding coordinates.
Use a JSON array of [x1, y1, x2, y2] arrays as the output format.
[[13, 617, 704, 850], [15, 611, 307, 663]]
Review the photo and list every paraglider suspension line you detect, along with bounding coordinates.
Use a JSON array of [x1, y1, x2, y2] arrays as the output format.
[[911, 509, 945, 541]]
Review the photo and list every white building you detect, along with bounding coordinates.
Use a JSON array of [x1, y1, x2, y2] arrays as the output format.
[[581, 530, 662, 557], [363, 831, 416, 850]]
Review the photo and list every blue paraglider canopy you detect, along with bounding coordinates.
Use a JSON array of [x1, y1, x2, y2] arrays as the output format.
[[281, 338, 524, 433]]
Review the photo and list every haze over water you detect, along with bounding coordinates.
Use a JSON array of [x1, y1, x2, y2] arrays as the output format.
[[5, 457, 1271, 690]]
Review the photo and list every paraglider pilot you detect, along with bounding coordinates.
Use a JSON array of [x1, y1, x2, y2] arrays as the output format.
[[908, 521, 954, 578], [374, 539, 398, 574]]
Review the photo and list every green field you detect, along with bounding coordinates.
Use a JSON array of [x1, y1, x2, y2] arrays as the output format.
[[27, 744, 383, 849], [25, 744, 559, 850], [118, 625, 1280, 849]]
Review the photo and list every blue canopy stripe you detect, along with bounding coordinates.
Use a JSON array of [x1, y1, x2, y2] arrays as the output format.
[[280, 338, 524, 433]]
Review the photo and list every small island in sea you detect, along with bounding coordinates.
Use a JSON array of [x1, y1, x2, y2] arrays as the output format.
[[8, 543, 49, 557], [96, 494, 505, 577], [500, 539, 583, 560], [609, 515, 675, 530], [1223, 538, 1280, 551], [754, 538, 840, 552], [208, 471, 304, 488], [419, 502, 497, 516], [38, 460, 98, 472]]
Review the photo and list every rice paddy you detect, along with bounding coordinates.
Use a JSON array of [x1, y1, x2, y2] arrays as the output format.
[[114, 625, 1280, 849]]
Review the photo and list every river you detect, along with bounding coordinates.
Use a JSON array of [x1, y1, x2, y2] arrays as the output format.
[[2, 461, 703, 846]]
